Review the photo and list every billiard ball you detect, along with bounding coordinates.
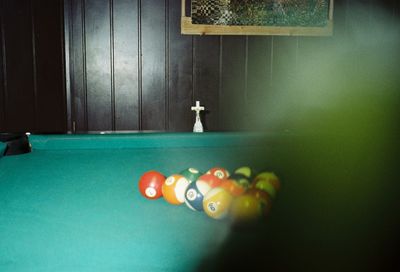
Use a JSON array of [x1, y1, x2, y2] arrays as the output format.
[[180, 167, 202, 183], [229, 194, 263, 222], [184, 180, 212, 211], [162, 174, 191, 205], [138, 170, 166, 200], [203, 187, 233, 220], [253, 171, 281, 191], [206, 167, 230, 179], [251, 171, 280, 198], [228, 173, 251, 189], [245, 188, 272, 215], [197, 173, 223, 188], [233, 166, 253, 179], [219, 179, 246, 197]]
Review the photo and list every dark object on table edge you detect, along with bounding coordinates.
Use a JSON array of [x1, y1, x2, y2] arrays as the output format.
[[0, 133, 32, 156]]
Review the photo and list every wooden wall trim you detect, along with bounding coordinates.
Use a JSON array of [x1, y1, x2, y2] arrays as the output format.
[[138, 0, 142, 130], [30, 0, 38, 130], [64, 0, 72, 132], [0, 0, 6, 130]]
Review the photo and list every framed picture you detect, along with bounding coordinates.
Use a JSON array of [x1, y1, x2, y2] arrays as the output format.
[[181, 0, 334, 36]]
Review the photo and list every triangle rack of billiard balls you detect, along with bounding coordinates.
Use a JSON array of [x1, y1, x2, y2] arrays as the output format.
[[138, 166, 280, 223]]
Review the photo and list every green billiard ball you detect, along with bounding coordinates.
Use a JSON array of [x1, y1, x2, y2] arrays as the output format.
[[179, 168, 202, 183], [251, 171, 280, 198]]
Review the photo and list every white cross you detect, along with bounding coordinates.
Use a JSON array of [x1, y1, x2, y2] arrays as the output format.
[[191, 101, 204, 113], [191, 101, 205, 133]]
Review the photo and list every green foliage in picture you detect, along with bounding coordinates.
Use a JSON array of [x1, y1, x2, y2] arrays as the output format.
[[192, 0, 330, 27]]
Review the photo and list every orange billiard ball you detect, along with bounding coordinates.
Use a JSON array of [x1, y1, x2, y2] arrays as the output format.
[[219, 179, 246, 197], [162, 174, 191, 205], [138, 170, 166, 200]]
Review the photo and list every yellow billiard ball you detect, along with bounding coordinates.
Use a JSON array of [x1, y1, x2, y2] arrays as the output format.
[[203, 187, 233, 220], [229, 194, 263, 222]]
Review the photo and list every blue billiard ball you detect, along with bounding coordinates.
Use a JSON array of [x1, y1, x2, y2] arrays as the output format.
[[184, 180, 212, 211]]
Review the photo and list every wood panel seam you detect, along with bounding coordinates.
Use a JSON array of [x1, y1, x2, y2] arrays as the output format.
[[30, 0, 38, 131]]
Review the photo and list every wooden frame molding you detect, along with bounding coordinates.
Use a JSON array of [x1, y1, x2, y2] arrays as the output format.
[[181, 0, 334, 36]]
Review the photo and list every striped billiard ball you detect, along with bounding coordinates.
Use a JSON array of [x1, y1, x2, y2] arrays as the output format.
[[162, 174, 190, 205], [184, 180, 212, 211], [206, 167, 230, 179], [203, 187, 233, 220], [197, 174, 223, 188], [180, 167, 202, 183]]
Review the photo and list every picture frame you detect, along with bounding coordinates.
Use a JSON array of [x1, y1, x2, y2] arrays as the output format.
[[181, 0, 334, 36]]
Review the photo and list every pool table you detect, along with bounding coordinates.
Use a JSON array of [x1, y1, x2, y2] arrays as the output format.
[[0, 132, 397, 271], [0, 132, 279, 271], [0, 142, 6, 158]]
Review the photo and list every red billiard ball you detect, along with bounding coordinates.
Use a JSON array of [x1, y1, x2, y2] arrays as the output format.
[[207, 167, 230, 179], [138, 170, 166, 200], [197, 174, 223, 188]]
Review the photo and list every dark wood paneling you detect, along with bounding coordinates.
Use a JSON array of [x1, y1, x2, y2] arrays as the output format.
[[0, 0, 5, 131], [0, 0, 65, 133], [32, 0, 66, 133], [395, 0, 400, 17], [56, 0, 398, 132], [168, 0, 193, 132], [246, 36, 273, 129], [141, 0, 166, 130], [64, 0, 399, 133], [85, 0, 112, 131], [272, 37, 299, 86], [70, 0, 87, 131], [268, 36, 299, 131], [0, 0, 398, 133], [220, 36, 246, 131], [2, 0, 36, 132], [193, 36, 220, 131], [113, 0, 140, 130]]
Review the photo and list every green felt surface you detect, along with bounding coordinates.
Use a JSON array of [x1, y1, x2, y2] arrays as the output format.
[[2, 132, 397, 271], [0, 133, 272, 271]]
